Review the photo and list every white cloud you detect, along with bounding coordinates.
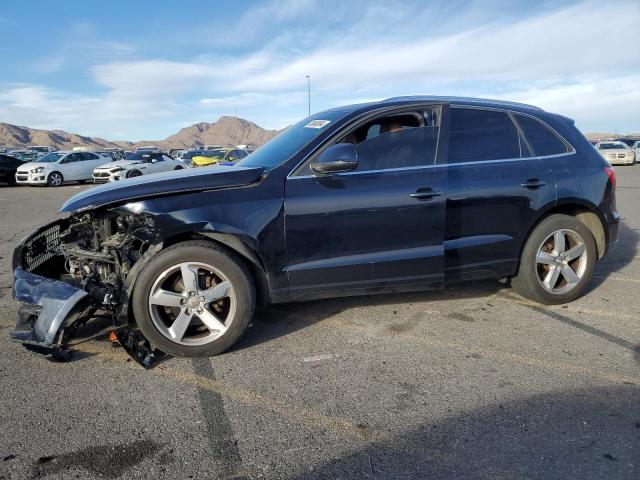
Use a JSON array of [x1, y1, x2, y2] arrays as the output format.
[[0, 0, 638, 138], [489, 75, 640, 133]]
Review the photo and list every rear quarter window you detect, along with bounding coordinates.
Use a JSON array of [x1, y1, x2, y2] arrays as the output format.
[[515, 114, 570, 156]]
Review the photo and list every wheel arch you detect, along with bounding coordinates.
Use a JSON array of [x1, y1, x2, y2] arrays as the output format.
[[161, 231, 271, 306], [523, 199, 607, 261]]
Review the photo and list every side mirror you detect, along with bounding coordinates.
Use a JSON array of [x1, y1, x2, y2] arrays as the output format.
[[311, 143, 358, 174]]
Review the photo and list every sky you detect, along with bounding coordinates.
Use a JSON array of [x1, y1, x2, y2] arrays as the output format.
[[0, 0, 638, 140]]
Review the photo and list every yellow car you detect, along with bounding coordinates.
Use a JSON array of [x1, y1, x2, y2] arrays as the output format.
[[191, 148, 238, 167]]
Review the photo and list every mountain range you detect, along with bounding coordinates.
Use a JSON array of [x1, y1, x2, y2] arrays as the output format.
[[0, 116, 281, 152], [0, 117, 636, 152]]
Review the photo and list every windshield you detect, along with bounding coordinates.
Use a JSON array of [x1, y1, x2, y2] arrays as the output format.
[[236, 110, 350, 169], [200, 150, 227, 157], [182, 151, 203, 159], [599, 142, 628, 150], [37, 152, 65, 162]]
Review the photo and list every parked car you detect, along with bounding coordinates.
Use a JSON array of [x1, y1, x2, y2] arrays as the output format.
[[191, 148, 248, 167], [8, 150, 40, 163], [0, 154, 25, 185], [15, 151, 111, 186], [594, 141, 635, 165], [179, 150, 204, 167], [10, 96, 619, 363], [92, 151, 185, 183], [632, 141, 640, 159]]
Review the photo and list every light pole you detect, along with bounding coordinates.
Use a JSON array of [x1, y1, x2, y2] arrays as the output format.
[[306, 74, 311, 117]]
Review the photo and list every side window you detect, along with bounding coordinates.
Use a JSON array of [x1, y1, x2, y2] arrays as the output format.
[[81, 152, 99, 161], [448, 108, 524, 163], [65, 153, 82, 163], [153, 154, 165, 162], [355, 126, 438, 171], [514, 114, 570, 156], [236, 150, 247, 159]]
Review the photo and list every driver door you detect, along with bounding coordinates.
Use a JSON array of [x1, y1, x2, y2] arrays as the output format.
[[60, 152, 84, 180], [284, 107, 446, 301]]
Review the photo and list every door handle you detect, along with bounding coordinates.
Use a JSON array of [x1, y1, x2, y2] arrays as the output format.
[[410, 188, 442, 200], [520, 179, 546, 189]]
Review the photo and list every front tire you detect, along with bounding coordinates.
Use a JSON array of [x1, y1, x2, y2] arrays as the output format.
[[512, 214, 596, 304], [127, 169, 143, 178], [47, 171, 63, 187], [132, 241, 255, 357]]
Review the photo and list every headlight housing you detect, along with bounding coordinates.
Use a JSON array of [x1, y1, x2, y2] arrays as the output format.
[[31, 167, 45, 173], [110, 167, 124, 173]]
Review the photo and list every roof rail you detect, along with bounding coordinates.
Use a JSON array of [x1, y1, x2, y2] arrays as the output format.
[[382, 95, 543, 111]]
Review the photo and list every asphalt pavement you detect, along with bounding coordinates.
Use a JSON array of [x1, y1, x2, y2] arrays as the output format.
[[0, 173, 638, 479]]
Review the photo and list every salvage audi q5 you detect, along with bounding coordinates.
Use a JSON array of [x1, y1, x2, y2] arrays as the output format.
[[11, 96, 619, 365]]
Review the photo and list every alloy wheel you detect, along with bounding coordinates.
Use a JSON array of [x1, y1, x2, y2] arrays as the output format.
[[49, 173, 62, 187], [148, 262, 236, 346], [535, 228, 588, 295]]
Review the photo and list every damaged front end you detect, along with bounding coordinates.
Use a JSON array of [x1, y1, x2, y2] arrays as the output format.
[[11, 209, 162, 367]]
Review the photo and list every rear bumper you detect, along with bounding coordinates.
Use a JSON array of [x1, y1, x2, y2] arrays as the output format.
[[604, 211, 621, 255], [10, 268, 88, 352]]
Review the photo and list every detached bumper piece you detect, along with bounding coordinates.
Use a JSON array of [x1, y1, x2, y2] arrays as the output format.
[[11, 268, 164, 368], [10, 268, 88, 359]]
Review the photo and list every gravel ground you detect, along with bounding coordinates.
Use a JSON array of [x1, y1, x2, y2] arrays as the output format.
[[0, 172, 638, 480]]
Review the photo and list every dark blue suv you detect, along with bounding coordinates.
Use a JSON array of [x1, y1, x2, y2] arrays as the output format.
[[11, 96, 619, 361]]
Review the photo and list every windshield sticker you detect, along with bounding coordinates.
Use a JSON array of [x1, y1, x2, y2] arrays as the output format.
[[304, 120, 331, 129]]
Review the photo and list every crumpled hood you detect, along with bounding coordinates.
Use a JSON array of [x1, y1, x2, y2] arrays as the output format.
[[60, 165, 265, 213]]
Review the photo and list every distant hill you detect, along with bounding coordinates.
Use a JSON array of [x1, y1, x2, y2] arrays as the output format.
[[0, 116, 281, 151], [585, 132, 640, 141]]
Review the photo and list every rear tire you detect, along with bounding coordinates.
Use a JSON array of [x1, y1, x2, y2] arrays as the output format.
[[47, 171, 63, 187], [512, 214, 596, 304], [132, 241, 255, 357]]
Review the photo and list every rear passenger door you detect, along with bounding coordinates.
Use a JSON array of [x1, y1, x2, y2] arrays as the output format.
[[442, 106, 556, 281]]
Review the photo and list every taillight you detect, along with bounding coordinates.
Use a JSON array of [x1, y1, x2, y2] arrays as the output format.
[[604, 166, 616, 191]]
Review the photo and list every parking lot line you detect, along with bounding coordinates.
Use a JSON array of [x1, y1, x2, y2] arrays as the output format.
[[593, 273, 640, 283], [486, 294, 639, 321], [70, 340, 390, 442], [326, 316, 638, 386]]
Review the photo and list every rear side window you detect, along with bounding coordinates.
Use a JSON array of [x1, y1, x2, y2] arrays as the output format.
[[515, 114, 569, 156], [448, 108, 524, 163]]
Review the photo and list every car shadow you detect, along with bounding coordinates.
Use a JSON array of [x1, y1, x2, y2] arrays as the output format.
[[235, 220, 639, 354], [233, 280, 507, 352], [286, 385, 639, 480], [588, 220, 639, 290]]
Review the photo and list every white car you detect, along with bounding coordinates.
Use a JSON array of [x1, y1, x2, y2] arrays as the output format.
[[632, 141, 640, 160], [594, 141, 635, 165], [92, 151, 185, 183], [15, 151, 112, 187]]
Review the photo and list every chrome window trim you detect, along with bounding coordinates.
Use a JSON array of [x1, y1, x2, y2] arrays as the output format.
[[287, 103, 576, 180], [288, 150, 576, 180]]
